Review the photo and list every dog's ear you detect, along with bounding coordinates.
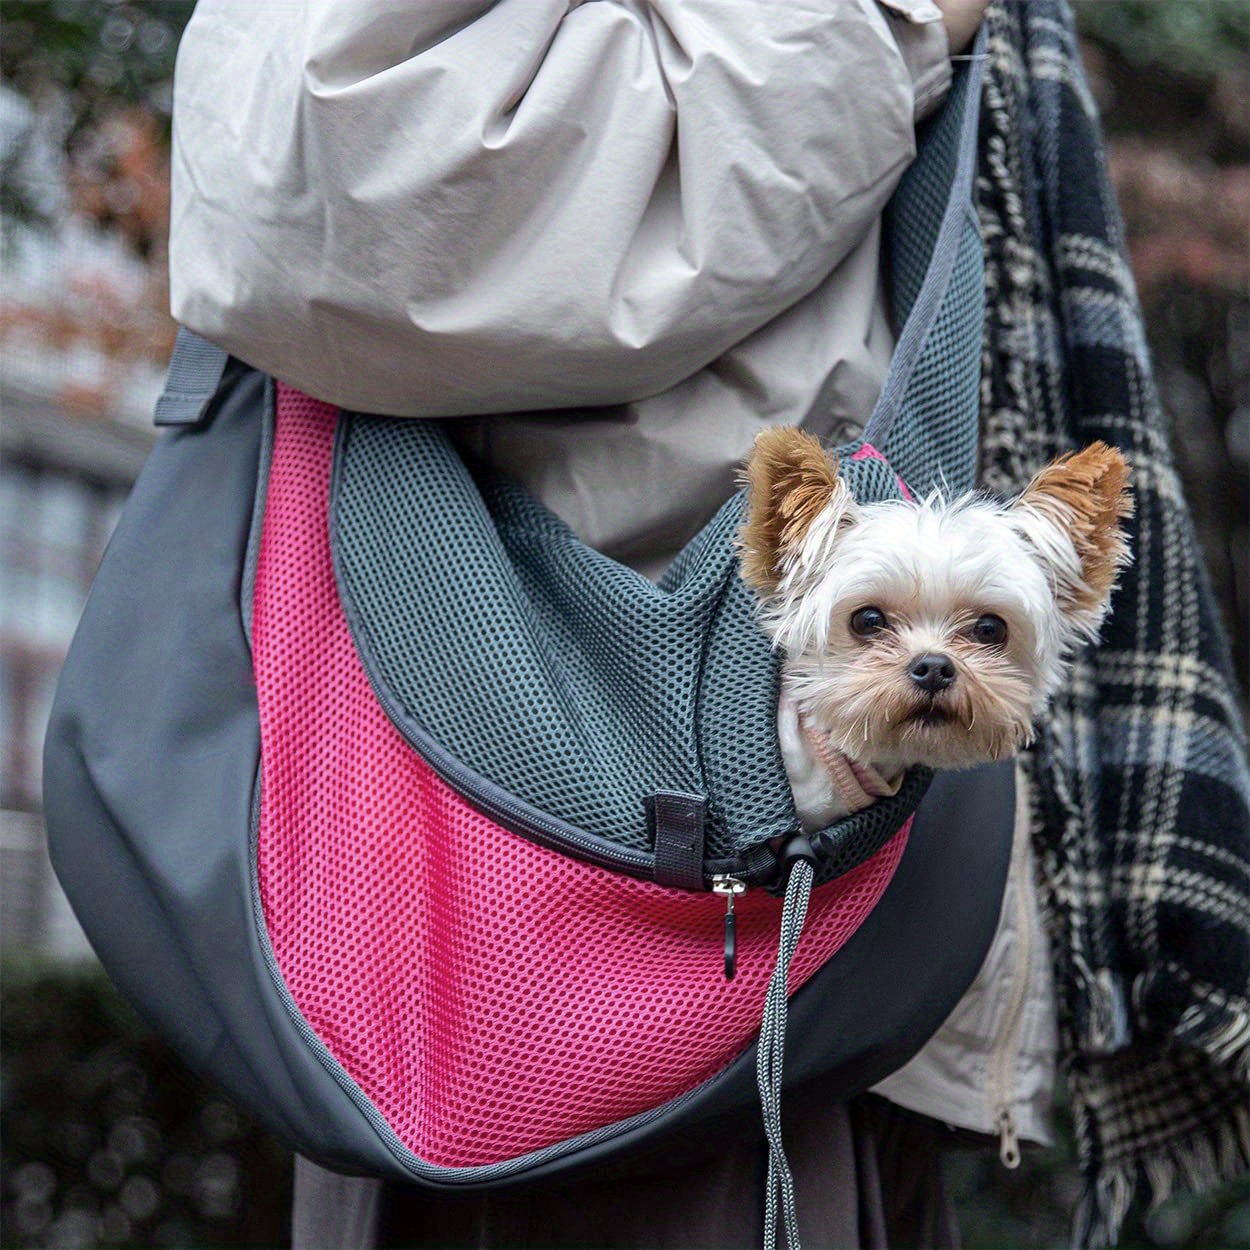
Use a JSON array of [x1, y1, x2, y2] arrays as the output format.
[[1011, 441, 1133, 627], [738, 427, 854, 593]]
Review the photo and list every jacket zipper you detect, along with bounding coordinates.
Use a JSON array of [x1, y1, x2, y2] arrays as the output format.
[[988, 795, 1032, 1170]]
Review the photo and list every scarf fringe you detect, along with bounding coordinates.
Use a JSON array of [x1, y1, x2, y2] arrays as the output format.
[[1074, 1105, 1250, 1249]]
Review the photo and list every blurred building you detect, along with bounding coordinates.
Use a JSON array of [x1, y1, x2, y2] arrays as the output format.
[[1, 88, 169, 960]]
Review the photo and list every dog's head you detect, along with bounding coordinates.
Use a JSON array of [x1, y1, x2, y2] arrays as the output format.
[[739, 429, 1132, 772]]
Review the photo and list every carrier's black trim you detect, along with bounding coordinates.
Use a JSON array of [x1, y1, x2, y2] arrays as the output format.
[[650, 792, 709, 891]]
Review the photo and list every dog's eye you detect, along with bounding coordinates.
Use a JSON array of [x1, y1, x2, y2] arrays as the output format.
[[849, 606, 889, 638], [970, 614, 1008, 646]]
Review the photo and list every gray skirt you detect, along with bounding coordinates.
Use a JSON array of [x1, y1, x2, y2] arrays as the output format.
[[292, 1095, 959, 1250]]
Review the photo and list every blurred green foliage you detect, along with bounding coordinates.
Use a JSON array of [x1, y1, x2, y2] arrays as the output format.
[[1, 958, 290, 1249], [948, 1116, 1250, 1250], [0, 0, 193, 132], [1073, 0, 1248, 77], [0, 0, 192, 236]]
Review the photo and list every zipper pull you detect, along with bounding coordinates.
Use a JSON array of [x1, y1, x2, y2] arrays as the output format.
[[996, 1106, 1021, 1169], [711, 876, 748, 980]]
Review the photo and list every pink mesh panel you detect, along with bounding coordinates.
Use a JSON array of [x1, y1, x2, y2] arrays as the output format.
[[253, 386, 909, 1170]]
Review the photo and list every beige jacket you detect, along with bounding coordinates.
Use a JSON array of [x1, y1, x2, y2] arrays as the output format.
[[172, 0, 948, 572], [872, 763, 1058, 1156], [170, 0, 1054, 1147]]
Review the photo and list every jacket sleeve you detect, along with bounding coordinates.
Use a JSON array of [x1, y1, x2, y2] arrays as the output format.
[[169, 0, 949, 416]]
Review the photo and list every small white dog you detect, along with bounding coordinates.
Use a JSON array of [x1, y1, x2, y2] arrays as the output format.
[[738, 429, 1132, 831]]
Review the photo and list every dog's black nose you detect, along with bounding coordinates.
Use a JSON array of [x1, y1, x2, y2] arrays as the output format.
[[909, 653, 956, 694]]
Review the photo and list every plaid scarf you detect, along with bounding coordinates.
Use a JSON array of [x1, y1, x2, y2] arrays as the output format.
[[974, 3, 1250, 1243]]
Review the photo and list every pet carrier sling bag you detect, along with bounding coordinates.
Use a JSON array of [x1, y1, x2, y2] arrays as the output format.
[[45, 41, 1011, 1237]]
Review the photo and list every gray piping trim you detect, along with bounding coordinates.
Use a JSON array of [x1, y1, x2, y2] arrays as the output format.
[[240, 376, 275, 646], [863, 26, 987, 449]]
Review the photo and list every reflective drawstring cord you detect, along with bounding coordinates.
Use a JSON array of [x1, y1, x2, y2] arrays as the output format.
[[757, 850, 816, 1250]]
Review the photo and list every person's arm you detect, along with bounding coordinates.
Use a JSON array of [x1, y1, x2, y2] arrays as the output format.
[[170, 0, 966, 416]]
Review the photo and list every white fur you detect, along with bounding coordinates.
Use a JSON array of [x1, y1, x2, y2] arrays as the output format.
[[776, 692, 847, 831], [768, 487, 1107, 701], [759, 483, 1122, 826]]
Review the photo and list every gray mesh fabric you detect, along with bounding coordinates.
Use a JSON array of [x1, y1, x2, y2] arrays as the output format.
[[868, 48, 986, 497], [886, 89, 968, 328], [334, 427, 795, 862], [884, 215, 984, 496], [835, 453, 908, 507]]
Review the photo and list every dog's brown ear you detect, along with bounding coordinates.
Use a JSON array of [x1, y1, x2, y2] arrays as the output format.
[[1014, 442, 1133, 610], [738, 427, 850, 593]]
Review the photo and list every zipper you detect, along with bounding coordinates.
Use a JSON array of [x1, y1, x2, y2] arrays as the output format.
[[358, 638, 780, 888], [995, 1106, 1021, 1170], [711, 875, 749, 979], [988, 791, 1032, 1170]]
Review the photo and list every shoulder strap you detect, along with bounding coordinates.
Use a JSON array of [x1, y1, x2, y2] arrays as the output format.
[[865, 26, 988, 497], [154, 328, 231, 428]]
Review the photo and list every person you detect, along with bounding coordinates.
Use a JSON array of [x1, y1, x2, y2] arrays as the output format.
[[166, 1, 1249, 1246]]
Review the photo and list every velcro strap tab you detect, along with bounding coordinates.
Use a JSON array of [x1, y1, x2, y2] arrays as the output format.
[[154, 329, 231, 427], [648, 791, 707, 891]]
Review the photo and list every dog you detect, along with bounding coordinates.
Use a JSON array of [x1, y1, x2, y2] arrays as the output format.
[[738, 429, 1132, 831]]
